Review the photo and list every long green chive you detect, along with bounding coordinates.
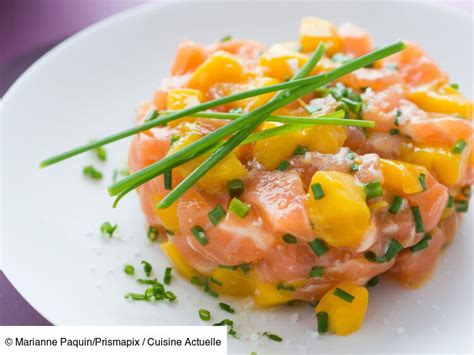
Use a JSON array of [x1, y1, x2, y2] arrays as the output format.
[[384, 239, 403, 261], [277, 283, 295, 292], [311, 183, 325, 200], [83, 165, 102, 180], [455, 200, 469, 212], [451, 139, 467, 154], [308, 238, 329, 256], [219, 302, 235, 314], [208, 205, 226, 226], [410, 234, 432, 252], [411, 206, 424, 233], [191, 225, 209, 246], [147, 226, 159, 241], [164, 267, 172, 285], [124, 293, 146, 301], [41, 41, 404, 169], [364, 181, 383, 200], [227, 179, 245, 198], [228, 198, 251, 218], [389, 195, 404, 214], [100, 222, 117, 238], [293, 145, 308, 156], [316, 312, 329, 333], [141, 260, 152, 277], [164, 169, 172, 190], [333, 288, 355, 303], [124, 265, 135, 275], [277, 160, 290, 171], [418, 173, 427, 191], [309, 266, 325, 278], [263, 332, 283, 342], [110, 43, 405, 206], [199, 309, 211, 321], [282, 234, 298, 244], [366, 276, 379, 287]]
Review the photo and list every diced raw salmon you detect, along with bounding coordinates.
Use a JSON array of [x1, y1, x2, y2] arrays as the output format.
[[338, 23, 373, 58], [171, 40, 210, 76]]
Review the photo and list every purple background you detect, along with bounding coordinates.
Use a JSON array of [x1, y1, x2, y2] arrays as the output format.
[[0, 0, 472, 326]]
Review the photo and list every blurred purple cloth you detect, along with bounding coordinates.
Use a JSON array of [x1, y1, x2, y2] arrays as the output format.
[[0, 0, 472, 326]]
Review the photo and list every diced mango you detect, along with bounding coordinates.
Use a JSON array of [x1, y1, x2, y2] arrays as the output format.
[[302, 125, 347, 154], [188, 51, 246, 91], [167, 88, 204, 110], [408, 85, 473, 119], [169, 122, 247, 193], [315, 282, 369, 335], [210, 268, 256, 297], [400, 143, 470, 186], [229, 77, 280, 111], [379, 159, 426, 194], [152, 194, 180, 232], [254, 278, 303, 306], [258, 44, 308, 80], [305, 171, 370, 248], [300, 17, 342, 55], [160, 241, 199, 280]]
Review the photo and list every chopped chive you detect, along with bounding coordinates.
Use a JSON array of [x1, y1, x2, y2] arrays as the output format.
[[455, 200, 469, 212], [350, 163, 359, 172], [384, 239, 403, 261], [137, 278, 158, 285], [277, 160, 290, 171], [418, 174, 427, 191], [316, 311, 329, 333], [308, 238, 329, 256], [218, 264, 238, 270], [227, 179, 245, 198], [446, 195, 455, 208], [263, 332, 283, 342], [347, 151, 355, 160], [220, 35, 232, 42], [219, 302, 235, 313], [147, 226, 159, 241], [277, 283, 295, 292], [309, 266, 325, 278], [94, 145, 107, 161], [389, 128, 399, 135], [364, 181, 383, 200], [364, 251, 386, 263], [282, 234, 298, 244], [228, 197, 251, 218], [199, 309, 211, 321], [240, 263, 251, 273], [333, 288, 355, 303], [366, 276, 379, 287], [164, 291, 176, 301], [208, 205, 226, 226], [209, 276, 222, 286], [125, 292, 146, 301], [170, 134, 181, 145], [449, 83, 459, 90], [410, 234, 432, 252], [164, 169, 172, 190], [213, 319, 238, 338], [293, 145, 308, 156], [124, 264, 135, 275], [144, 287, 155, 300], [411, 206, 424, 233], [191, 276, 206, 286], [191, 225, 209, 246], [143, 109, 159, 122], [100, 222, 117, 238], [83, 165, 103, 180], [340, 97, 362, 113], [311, 183, 325, 200], [389, 195, 404, 214], [141, 260, 152, 277], [451, 139, 467, 154], [164, 267, 172, 285]]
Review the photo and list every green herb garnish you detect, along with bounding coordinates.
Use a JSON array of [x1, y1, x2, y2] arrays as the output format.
[[191, 225, 209, 246], [219, 302, 235, 314], [282, 234, 298, 244], [199, 309, 211, 321], [364, 181, 383, 200], [277, 160, 290, 171], [147, 226, 159, 241], [141, 260, 152, 277], [366, 276, 379, 287], [124, 265, 135, 275], [228, 198, 251, 218], [208, 205, 226, 226], [262, 332, 283, 342], [451, 139, 467, 154], [164, 267, 172, 285], [316, 312, 329, 333], [389, 195, 404, 214], [100, 222, 117, 238], [410, 234, 432, 252], [227, 179, 245, 198], [308, 238, 329, 256], [83, 165, 103, 180], [333, 288, 355, 303], [411, 206, 424, 233], [309, 266, 325, 278], [311, 183, 325, 200], [293, 145, 308, 156]]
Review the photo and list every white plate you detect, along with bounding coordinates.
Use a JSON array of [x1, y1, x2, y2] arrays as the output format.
[[1, 0, 473, 353]]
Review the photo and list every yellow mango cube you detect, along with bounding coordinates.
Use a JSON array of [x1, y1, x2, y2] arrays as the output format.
[[305, 171, 370, 248], [188, 51, 246, 91], [300, 17, 342, 55], [400, 143, 470, 186], [302, 125, 347, 154], [315, 282, 369, 335], [160, 242, 199, 280], [151, 194, 180, 232], [210, 268, 256, 297], [258, 44, 308, 80], [254, 278, 303, 306], [167, 88, 204, 110], [379, 159, 426, 194], [408, 86, 473, 119], [229, 77, 280, 111]]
